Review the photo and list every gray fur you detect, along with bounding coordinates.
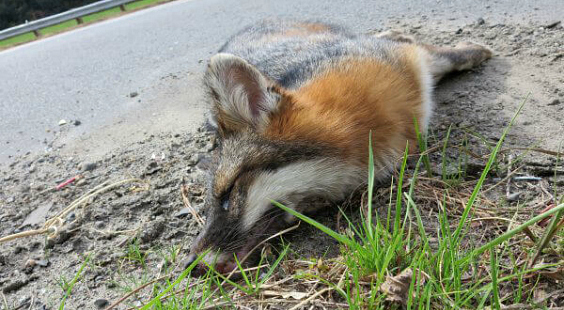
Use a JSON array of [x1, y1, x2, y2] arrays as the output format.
[[219, 19, 406, 89]]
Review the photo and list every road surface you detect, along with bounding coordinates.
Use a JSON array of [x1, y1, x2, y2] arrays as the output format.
[[0, 0, 561, 163]]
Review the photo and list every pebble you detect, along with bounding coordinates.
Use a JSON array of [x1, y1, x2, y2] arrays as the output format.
[[66, 212, 76, 222], [80, 161, 97, 171], [173, 208, 192, 218], [548, 99, 561, 106], [58, 119, 67, 126], [73, 120, 82, 126], [129, 91, 139, 98], [544, 20, 561, 29], [140, 220, 165, 243], [17, 296, 31, 308], [507, 192, 521, 202], [94, 298, 110, 309], [18, 184, 30, 193], [24, 259, 36, 269], [476, 17, 485, 25], [36, 260, 50, 267]]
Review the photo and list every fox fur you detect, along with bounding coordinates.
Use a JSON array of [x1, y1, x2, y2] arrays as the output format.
[[187, 19, 492, 274]]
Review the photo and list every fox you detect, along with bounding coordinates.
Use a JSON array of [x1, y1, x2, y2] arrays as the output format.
[[185, 19, 492, 274]]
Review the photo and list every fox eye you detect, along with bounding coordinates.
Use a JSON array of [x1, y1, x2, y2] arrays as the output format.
[[222, 199, 230, 211]]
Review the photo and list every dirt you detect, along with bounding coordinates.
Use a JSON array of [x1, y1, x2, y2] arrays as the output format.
[[0, 19, 563, 309]]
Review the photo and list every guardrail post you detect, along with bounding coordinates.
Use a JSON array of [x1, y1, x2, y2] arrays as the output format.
[[119, 4, 126, 11]]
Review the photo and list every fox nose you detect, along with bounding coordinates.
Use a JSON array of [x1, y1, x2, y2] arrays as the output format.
[[184, 253, 197, 268], [183, 253, 207, 277]]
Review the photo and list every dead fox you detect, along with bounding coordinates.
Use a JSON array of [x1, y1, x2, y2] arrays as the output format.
[[186, 19, 492, 273]]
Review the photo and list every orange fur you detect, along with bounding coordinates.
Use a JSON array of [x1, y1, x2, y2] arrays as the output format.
[[264, 45, 426, 168]]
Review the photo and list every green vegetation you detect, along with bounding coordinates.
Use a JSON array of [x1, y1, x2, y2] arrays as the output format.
[[0, 0, 172, 49]]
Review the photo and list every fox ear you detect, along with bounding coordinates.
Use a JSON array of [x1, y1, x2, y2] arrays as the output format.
[[204, 53, 281, 135]]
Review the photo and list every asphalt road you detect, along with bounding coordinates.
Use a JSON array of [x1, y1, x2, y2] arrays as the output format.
[[0, 0, 562, 163]]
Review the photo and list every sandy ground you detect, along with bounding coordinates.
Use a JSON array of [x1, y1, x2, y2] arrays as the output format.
[[0, 19, 563, 309]]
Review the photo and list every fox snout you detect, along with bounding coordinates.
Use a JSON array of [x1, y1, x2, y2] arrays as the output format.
[[186, 186, 289, 274]]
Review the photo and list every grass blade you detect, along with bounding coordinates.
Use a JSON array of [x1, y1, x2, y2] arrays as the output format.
[[272, 201, 355, 248], [462, 202, 564, 263], [453, 95, 528, 244]]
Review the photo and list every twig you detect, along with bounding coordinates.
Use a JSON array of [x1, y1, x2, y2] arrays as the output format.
[[501, 288, 564, 309], [288, 287, 333, 310], [180, 182, 205, 226], [1, 292, 8, 310], [506, 154, 513, 199], [0, 178, 144, 244], [500, 147, 564, 157], [237, 223, 300, 275], [512, 176, 542, 182], [104, 275, 171, 310], [483, 164, 523, 194], [27, 296, 34, 310]]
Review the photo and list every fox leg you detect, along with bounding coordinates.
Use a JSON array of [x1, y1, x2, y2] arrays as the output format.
[[421, 41, 493, 82], [376, 30, 492, 82], [375, 30, 415, 43]]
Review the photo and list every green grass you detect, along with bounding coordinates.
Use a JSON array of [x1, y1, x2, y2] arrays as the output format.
[[82, 7, 123, 23], [0, 32, 36, 47], [58, 255, 90, 310], [0, 0, 172, 48]]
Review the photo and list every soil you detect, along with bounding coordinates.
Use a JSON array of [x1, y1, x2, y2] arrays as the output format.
[[0, 19, 563, 309]]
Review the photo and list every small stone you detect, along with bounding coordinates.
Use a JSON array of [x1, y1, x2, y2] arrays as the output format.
[[129, 91, 139, 98], [73, 120, 82, 126], [94, 298, 109, 309], [24, 259, 36, 269], [485, 32, 497, 40], [173, 208, 192, 218], [476, 17, 485, 25], [548, 99, 561, 106], [507, 192, 521, 202], [17, 296, 31, 308], [66, 212, 76, 222], [58, 119, 68, 126], [455, 28, 463, 34], [18, 184, 30, 193], [35, 260, 49, 267], [139, 220, 165, 243], [80, 162, 97, 171], [545, 20, 561, 29]]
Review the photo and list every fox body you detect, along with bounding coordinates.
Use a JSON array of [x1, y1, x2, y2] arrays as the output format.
[[187, 19, 492, 273]]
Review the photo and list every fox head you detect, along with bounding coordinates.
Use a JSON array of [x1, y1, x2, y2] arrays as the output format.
[[186, 54, 363, 274]]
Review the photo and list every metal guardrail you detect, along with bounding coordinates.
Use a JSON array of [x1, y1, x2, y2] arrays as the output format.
[[0, 0, 138, 41]]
